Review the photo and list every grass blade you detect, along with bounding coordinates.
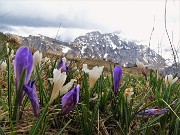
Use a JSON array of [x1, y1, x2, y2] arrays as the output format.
[[29, 102, 50, 135], [12, 67, 26, 121], [36, 66, 48, 104], [0, 126, 5, 135], [56, 119, 72, 135]]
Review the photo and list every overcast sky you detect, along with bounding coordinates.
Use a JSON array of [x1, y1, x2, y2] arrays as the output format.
[[0, 0, 180, 60]]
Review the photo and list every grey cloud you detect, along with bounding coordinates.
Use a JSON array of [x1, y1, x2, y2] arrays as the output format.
[[1, 13, 101, 30]]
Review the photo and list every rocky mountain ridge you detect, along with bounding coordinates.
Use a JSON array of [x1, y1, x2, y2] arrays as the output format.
[[8, 31, 166, 70]]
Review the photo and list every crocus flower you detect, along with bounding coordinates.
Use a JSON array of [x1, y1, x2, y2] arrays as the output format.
[[14, 46, 33, 104], [7, 47, 9, 54], [50, 69, 67, 102], [58, 57, 71, 72], [23, 81, 40, 117], [33, 50, 42, 71], [14, 46, 40, 117], [61, 84, 80, 115], [138, 106, 168, 115], [136, 59, 150, 80], [124, 88, 134, 103], [165, 74, 178, 86], [82, 64, 104, 89], [0, 60, 7, 71], [113, 65, 122, 96], [10, 49, 15, 60]]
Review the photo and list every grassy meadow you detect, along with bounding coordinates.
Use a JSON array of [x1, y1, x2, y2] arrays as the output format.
[[0, 33, 180, 135]]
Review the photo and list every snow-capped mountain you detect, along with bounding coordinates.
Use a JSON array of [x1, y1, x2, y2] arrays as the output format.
[[9, 31, 166, 69], [71, 31, 166, 69]]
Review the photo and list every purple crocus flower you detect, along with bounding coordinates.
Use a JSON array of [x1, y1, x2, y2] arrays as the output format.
[[138, 106, 168, 115], [14, 46, 33, 104], [61, 84, 80, 115], [14, 46, 40, 117], [23, 81, 40, 117], [113, 65, 122, 96], [58, 57, 72, 72]]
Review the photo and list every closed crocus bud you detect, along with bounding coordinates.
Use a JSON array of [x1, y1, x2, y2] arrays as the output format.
[[82, 64, 104, 89], [165, 74, 178, 86], [136, 59, 150, 80], [6, 43, 9, 48], [61, 84, 80, 115], [7, 47, 9, 54], [33, 50, 42, 70], [14, 46, 33, 104], [113, 65, 122, 96], [50, 69, 67, 102], [10, 49, 15, 60], [23, 81, 40, 117], [11, 49, 14, 55], [0, 60, 7, 71], [58, 57, 71, 72]]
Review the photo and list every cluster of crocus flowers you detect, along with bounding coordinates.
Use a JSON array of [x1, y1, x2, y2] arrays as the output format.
[[61, 84, 80, 115], [58, 57, 71, 72], [165, 74, 178, 86], [82, 64, 104, 89], [138, 106, 168, 116], [124, 88, 134, 103], [14, 46, 40, 117], [113, 65, 122, 96]]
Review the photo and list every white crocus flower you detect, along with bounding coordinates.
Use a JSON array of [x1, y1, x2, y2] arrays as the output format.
[[136, 59, 146, 70], [7, 47, 9, 54], [10, 49, 15, 59], [82, 64, 104, 89], [6, 43, 9, 48], [0, 60, 7, 71], [165, 74, 178, 86], [33, 50, 42, 70], [124, 88, 134, 103], [136, 59, 151, 80], [50, 69, 67, 102]]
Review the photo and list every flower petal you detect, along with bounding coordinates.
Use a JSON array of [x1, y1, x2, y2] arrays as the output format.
[[14, 46, 33, 86], [23, 81, 40, 117], [50, 69, 67, 102], [60, 79, 76, 96]]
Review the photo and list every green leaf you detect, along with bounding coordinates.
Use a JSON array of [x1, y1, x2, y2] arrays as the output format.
[[8, 57, 12, 118], [36, 65, 48, 104], [0, 126, 5, 135], [55, 119, 72, 135], [29, 102, 50, 135], [12, 67, 26, 121], [0, 98, 8, 112]]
